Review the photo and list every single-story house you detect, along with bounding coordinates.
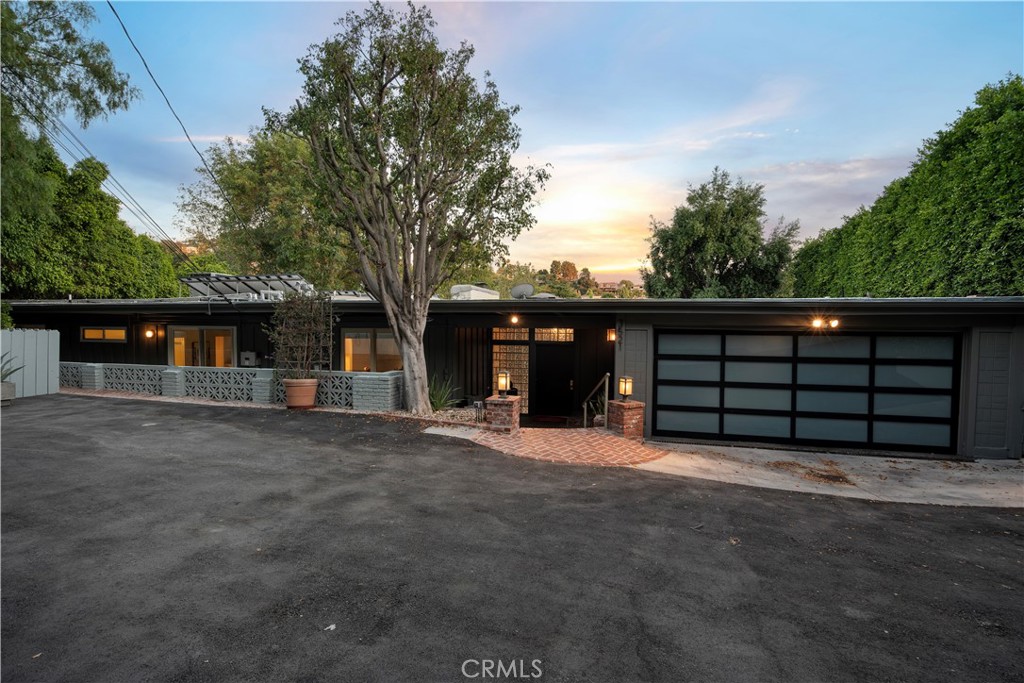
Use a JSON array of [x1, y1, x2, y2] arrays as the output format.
[[9, 274, 1023, 460]]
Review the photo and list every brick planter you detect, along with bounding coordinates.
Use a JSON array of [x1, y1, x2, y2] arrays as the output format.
[[485, 395, 521, 433], [608, 399, 645, 441]]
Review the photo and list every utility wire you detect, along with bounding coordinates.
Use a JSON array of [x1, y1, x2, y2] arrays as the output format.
[[105, 0, 246, 230]]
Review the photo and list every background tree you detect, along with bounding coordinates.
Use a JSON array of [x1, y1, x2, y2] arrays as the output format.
[[642, 168, 799, 298], [1, 0, 138, 227], [279, 2, 548, 413], [1, 1, 165, 301], [3, 150, 179, 299], [176, 129, 361, 290], [793, 75, 1024, 297], [616, 280, 645, 299], [574, 267, 599, 296]]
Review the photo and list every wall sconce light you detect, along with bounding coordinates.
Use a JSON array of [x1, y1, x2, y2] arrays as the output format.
[[811, 317, 840, 330], [618, 375, 633, 401], [510, 314, 519, 325], [144, 325, 156, 339], [606, 328, 617, 342], [497, 369, 511, 398]]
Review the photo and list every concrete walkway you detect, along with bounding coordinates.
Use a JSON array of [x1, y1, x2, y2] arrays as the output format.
[[59, 388, 1023, 507]]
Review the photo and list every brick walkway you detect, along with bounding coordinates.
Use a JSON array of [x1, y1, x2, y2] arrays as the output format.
[[471, 428, 670, 467]]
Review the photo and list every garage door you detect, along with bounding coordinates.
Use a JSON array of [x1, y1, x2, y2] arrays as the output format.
[[652, 332, 960, 453]]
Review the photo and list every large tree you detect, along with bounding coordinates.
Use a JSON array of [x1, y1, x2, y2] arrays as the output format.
[[176, 129, 362, 290], [642, 168, 798, 298], [277, 2, 548, 413], [792, 75, 1024, 297]]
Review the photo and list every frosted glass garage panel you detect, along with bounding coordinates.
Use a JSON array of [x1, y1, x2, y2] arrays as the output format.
[[874, 421, 950, 447], [796, 418, 868, 442], [725, 362, 791, 384], [796, 390, 868, 414], [657, 410, 719, 434], [659, 334, 720, 355], [876, 336, 953, 360], [724, 388, 790, 411], [875, 365, 952, 389], [798, 363, 869, 386], [657, 385, 719, 408], [798, 336, 870, 358], [874, 393, 951, 418], [726, 335, 792, 357], [658, 359, 720, 382], [723, 414, 790, 438]]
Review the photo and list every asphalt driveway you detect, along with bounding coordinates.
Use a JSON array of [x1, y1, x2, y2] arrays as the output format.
[[3, 395, 1022, 682]]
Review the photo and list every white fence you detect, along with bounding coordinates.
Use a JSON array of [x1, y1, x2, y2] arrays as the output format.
[[1, 329, 60, 398]]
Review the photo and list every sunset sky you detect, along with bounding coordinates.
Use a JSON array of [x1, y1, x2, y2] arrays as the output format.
[[60, 1, 1022, 283]]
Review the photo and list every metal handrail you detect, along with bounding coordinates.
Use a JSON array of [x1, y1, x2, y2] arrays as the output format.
[[582, 372, 610, 428]]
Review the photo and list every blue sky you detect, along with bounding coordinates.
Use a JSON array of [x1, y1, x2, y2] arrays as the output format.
[[64, 1, 1023, 282]]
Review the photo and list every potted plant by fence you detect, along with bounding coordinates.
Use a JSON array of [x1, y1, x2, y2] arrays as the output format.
[[1, 352, 24, 407], [265, 290, 333, 409]]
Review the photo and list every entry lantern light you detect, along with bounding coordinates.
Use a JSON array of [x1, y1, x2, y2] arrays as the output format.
[[606, 328, 617, 342], [497, 370, 511, 398], [144, 325, 156, 339], [618, 375, 633, 402]]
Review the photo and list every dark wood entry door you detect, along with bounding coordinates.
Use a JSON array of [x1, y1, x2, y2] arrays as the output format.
[[532, 344, 575, 416]]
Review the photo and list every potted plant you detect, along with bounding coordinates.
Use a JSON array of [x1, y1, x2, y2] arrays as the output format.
[[1, 351, 24, 407], [265, 290, 332, 409]]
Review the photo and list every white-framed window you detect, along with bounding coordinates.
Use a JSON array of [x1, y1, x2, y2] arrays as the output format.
[[81, 327, 127, 343], [341, 328, 402, 372], [167, 326, 236, 368]]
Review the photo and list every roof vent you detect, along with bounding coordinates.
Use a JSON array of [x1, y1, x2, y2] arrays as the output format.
[[260, 290, 285, 301]]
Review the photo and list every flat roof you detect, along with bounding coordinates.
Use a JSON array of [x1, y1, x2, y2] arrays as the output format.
[[9, 295, 1024, 317]]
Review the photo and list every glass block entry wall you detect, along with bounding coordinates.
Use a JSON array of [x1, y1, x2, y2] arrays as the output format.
[[653, 332, 959, 453]]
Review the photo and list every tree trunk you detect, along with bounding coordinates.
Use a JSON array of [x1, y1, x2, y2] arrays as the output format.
[[400, 332, 431, 415]]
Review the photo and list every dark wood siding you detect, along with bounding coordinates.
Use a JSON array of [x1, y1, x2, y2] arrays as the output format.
[[455, 327, 491, 403]]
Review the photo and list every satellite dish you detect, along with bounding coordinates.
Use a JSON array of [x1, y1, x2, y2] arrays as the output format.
[[510, 283, 535, 300]]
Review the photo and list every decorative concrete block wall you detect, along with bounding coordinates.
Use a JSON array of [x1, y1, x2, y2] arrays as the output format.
[[485, 395, 521, 433], [60, 362, 404, 412], [608, 400, 645, 441], [352, 371, 405, 411]]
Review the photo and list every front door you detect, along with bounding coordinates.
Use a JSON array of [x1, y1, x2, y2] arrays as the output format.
[[532, 344, 575, 416]]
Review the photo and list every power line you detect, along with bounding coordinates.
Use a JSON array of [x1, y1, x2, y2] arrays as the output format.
[[105, 0, 245, 230]]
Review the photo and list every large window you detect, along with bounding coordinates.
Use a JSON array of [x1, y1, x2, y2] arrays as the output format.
[[168, 326, 235, 368], [342, 329, 402, 372]]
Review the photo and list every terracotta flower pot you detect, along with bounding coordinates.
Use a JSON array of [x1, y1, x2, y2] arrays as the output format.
[[282, 378, 318, 409]]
